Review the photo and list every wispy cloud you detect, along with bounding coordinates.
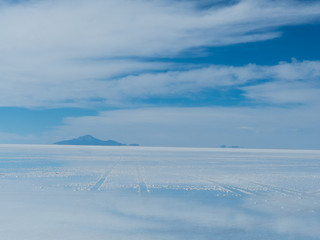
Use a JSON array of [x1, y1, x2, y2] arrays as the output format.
[[242, 60, 320, 105], [0, 0, 320, 108], [97, 60, 320, 106], [1, 58, 320, 107], [1, 0, 319, 57]]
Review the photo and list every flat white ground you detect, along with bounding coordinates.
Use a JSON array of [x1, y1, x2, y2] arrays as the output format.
[[0, 145, 319, 239]]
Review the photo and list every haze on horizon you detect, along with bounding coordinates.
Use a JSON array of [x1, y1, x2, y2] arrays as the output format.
[[0, 0, 320, 149]]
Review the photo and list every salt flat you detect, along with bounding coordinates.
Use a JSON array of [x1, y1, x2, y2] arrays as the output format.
[[0, 144, 319, 239]]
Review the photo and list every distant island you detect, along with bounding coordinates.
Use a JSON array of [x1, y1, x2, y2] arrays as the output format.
[[54, 135, 139, 146], [220, 145, 241, 149]]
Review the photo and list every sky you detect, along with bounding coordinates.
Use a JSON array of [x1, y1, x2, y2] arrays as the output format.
[[0, 0, 320, 149]]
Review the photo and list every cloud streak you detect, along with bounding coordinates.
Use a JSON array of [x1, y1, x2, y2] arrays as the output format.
[[1, 58, 320, 107], [1, 0, 319, 57], [0, 0, 320, 108], [102, 60, 320, 106]]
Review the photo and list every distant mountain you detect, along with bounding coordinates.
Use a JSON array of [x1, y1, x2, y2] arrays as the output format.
[[54, 135, 139, 146], [220, 145, 241, 149]]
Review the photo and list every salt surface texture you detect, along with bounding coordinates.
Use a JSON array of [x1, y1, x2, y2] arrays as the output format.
[[0, 144, 319, 239]]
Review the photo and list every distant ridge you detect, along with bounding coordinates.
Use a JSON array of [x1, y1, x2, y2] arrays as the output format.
[[54, 135, 139, 146]]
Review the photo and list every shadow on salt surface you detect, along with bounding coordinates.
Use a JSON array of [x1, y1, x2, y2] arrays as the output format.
[[1, 179, 320, 240], [0, 184, 249, 240]]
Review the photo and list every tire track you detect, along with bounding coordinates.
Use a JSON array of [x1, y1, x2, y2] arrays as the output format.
[[136, 160, 149, 194], [205, 178, 254, 196], [307, 189, 320, 195], [247, 181, 303, 196], [90, 163, 118, 191], [180, 173, 254, 196]]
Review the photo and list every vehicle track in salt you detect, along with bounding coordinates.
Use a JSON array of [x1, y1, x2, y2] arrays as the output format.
[[90, 162, 119, 191], [205, 178, 254, 196], [180, 173, 254, 196], [136, 160, 149, 194], [241, 180, 305, 197], [307, 189, 320, 195]]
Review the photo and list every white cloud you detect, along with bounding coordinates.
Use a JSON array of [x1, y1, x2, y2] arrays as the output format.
[[0, 0, 320, 107], [241, 60, 320, 105], [101, 60, 320, 105], [1, 59, 319, 107], [243, 81, 320, 104], [1, 0, 319, 57]]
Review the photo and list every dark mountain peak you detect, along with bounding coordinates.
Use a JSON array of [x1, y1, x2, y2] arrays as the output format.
[[77, 135, 99, 141], [54, 135, 139, 146]]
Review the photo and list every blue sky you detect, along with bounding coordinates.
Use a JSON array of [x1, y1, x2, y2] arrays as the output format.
[[0, 0, 320, 149]]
